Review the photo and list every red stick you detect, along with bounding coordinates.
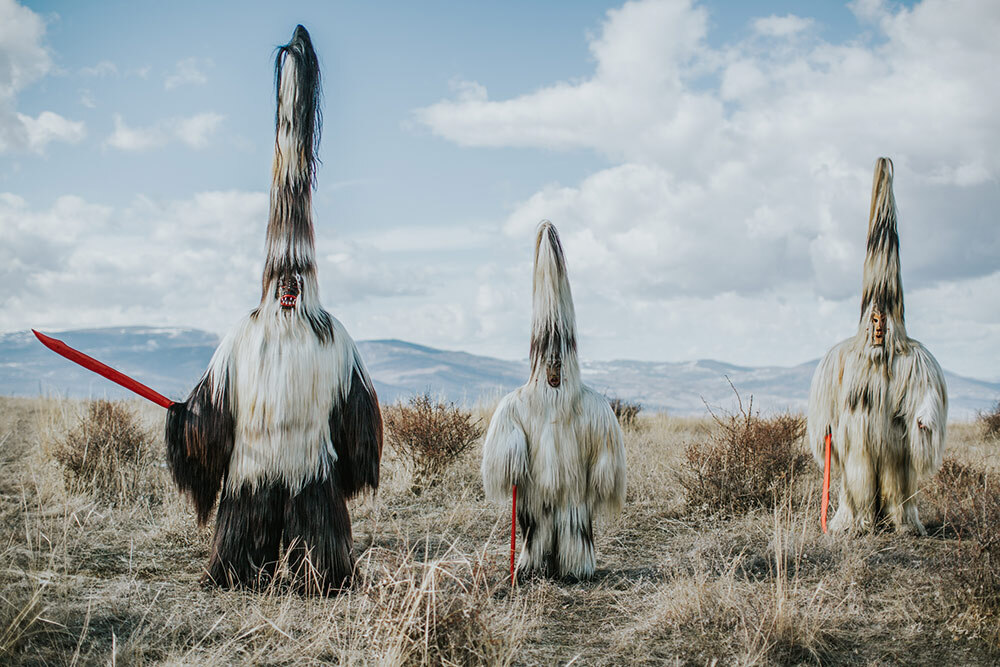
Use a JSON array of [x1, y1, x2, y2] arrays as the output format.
[[32, 329, 175, 409], [821, 430, 832, 533], [510, 484, 517, 585]]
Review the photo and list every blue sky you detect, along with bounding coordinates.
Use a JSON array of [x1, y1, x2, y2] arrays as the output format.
[[2, 0, 998, 381]]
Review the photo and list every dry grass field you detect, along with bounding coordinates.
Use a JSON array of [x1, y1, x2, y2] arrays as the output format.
[[1, 395, 998, 665]]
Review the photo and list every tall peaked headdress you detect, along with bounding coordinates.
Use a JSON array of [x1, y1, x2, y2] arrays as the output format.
[[859, 157, 908, 347], [263, 24, 323, 295], [529, 221, 579, 388]]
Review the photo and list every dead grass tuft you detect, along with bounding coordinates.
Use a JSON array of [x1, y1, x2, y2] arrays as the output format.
[[345, 545, 521, 665], [978, 399, 1000, 441], [384, 393, 483, 491], [932, 459, 1000, 644], [608, 397, 642, 430], [49, 400, 161, 505], [680, 386, 808, 515], [0, 575, 45, 661]]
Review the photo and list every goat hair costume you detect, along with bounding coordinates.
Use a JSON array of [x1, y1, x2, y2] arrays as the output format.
[[482, 221, 626, 580], [165, 26, 382, 591], [807, 158, 946, 535]]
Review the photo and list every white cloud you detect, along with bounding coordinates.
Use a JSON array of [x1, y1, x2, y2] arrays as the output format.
[[0, 0, 85, 153], [16, 110, 86, 151], [0, 0, 50, 100], [0, 191, 263, 335], [174, 112, 224, 148], [414, 0, 1000, 377], [414, 0, 712, 156], [105, 112, 225, 151], [80, 60, 118, 77], [106, 113, 166, 150], [752, 14, 814, 37], [0, 190, 438, 340], [164, 57, 209, 90]]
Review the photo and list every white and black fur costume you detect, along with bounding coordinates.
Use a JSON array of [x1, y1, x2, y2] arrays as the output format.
[[166, 26, 382, 591], [482, 221, 626, 580], [807, 158, 947, 535]]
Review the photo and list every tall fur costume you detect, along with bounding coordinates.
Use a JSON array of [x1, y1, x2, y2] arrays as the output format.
[[482, 221, 626, 580], [807, 158, 946, 535], [165, 25, 382, 592]]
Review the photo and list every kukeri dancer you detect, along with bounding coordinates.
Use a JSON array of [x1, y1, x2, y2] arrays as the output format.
[[482, 221, 626, 581], [33, 26, 383, 593], [163, 25, 382, 592], [807, 158, 947, 535]]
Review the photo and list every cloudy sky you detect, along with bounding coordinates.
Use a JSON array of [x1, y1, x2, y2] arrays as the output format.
[[2, 0, 998, 380]]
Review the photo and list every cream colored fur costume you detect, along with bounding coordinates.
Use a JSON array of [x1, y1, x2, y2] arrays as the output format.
[[482, 221, 626, 580], [807, 158, 947, 535]]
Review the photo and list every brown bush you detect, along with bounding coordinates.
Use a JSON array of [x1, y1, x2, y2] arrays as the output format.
[[384, 393, 483, 490], [933, 459, 1000, 643], [609, 397, 642, 429], [927, 459, 987, 525], [51, 400, 160, 504], [680, 387, 808, 515], [978, 400, 1000, 440]]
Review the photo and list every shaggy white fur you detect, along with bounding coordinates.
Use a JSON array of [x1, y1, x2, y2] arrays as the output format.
[[208, 301, 372, 494]]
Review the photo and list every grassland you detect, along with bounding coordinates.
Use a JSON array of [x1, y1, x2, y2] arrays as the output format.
[[0, 395, 997, 665]]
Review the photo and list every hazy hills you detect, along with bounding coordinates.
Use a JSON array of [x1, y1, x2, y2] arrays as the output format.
[[1, 327, 996, 419]]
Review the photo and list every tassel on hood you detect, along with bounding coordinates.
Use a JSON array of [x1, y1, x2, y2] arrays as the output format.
[[529, 221, 579, 389], [261, 25, 323, 313], [859, 157, 908, 354]]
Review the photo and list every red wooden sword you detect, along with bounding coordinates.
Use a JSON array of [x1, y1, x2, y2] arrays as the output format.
[[32, 329, 175, 409]]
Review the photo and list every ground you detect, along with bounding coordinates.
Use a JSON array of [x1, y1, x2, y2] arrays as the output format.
[[0, 396, 997, 665]]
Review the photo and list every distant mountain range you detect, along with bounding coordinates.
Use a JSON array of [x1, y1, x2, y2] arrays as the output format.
[[1, 327, 996, 419]]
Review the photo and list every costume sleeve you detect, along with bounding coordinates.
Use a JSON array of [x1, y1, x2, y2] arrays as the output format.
[[581, 388, 627, 518], [330, 349, 382, 499], [481, 393, 529, 503], [897, 341, 948, 478], [165, 365, 235, 524]]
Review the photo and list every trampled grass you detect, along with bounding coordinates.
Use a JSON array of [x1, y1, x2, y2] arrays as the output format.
[[0, 396, 997, 665]]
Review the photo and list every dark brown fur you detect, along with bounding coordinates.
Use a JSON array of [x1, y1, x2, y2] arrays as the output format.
[[330, 368, 383, 498], [204, 481, 286, 588], [203, 477, 356, 593], [165, 371, 234, 524], [284, 476, 354, 593]]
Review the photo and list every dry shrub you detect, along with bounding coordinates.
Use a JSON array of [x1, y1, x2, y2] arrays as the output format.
[[609, 397, 642, 429], [384, 393, 483, 489], [620, 564, 840, 664], [979, 399, 1000, 440], [927, 459, 987, 527], [50, 400, 160, 504], [338, 545, 524, 666], [933, 459, 1000, 644], [680, 387, 808, 515]]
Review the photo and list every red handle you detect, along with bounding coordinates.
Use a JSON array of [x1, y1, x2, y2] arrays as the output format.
[[821, 431, 832, 533], [510, 485, 517, 585]]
